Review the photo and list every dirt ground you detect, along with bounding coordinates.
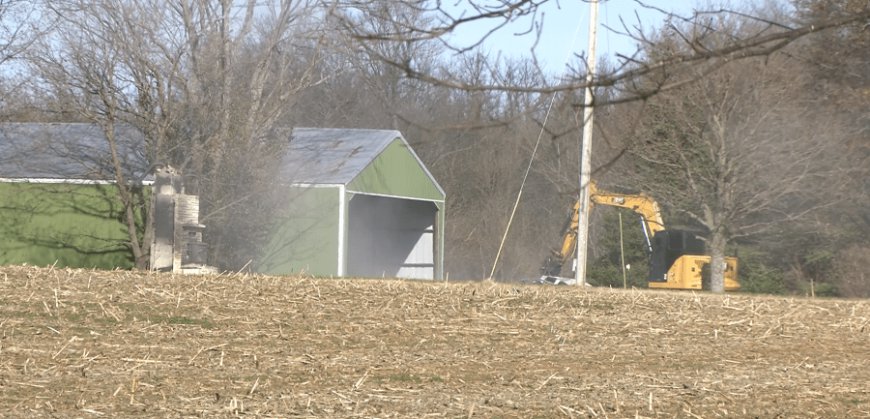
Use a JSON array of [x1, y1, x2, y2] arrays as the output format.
[[0, 266, 868, 418]]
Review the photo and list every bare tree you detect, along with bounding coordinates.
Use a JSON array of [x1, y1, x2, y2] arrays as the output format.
[[0, 0, 48, 118], [329, 0, 870, 99], [0, 0, 41, 66], [320, 0, 869, 286], [777, 0, 870, 296], [623, 49, 849, 292], [25, 1, 156, 267], [27, 0, 329, 269]]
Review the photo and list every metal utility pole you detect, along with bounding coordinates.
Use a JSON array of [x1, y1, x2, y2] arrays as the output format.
[[575, 0, 598, 287]]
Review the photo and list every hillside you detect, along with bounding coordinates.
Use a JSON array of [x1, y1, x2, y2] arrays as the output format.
[[0, 266, 867, 418]]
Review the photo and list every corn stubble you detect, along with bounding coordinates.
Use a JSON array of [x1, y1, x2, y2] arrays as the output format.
[[0, 265, 867, 418]]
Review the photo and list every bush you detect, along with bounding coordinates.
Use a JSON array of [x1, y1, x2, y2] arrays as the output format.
[[830, 245, 870, 298], [736, 248, 787, 295]]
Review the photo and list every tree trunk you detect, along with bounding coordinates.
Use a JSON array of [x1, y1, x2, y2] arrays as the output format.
[[709, 230, 728, 293], [104, 121, 148, 270]]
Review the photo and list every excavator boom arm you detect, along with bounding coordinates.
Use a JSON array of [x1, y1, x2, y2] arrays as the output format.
[[541, 199, 581, 277], [540, 182, 740, 291], [587, 182, 665, 240], [542, 182, 665, 278]]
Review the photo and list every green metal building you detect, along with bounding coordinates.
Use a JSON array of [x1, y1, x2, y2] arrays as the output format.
[[0, 124, 445, 279], [256, 128, 446, 280], [0, 123, 150, 269]]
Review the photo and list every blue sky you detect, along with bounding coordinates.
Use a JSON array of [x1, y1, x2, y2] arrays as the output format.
[[444, 0, 713, 74]]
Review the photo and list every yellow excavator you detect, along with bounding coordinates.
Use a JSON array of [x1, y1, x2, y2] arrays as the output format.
[[539, 182, 740, 291]]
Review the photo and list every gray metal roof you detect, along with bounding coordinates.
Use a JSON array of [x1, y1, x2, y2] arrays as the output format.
[[279, 127, 405, 185], [0, 124, 438, 191], [0, 123, 149, 181]]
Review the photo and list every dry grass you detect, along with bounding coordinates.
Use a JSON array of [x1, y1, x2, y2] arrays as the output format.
[[0, 265, 868, 418]]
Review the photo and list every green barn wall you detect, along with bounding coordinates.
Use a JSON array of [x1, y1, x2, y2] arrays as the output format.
[[0, 182, 140, 269], [255, 186, 340, 276], [347, 139, 444, 202]]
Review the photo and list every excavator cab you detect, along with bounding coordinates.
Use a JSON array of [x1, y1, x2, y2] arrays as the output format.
[[648, 230, 705, 282], [647, 229, 740, 291]]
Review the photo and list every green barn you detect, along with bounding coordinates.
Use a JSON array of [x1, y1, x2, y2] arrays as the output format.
[[0, 124, 445, 278], [0, 123, 150, 269], [256, 128, 446, 280]]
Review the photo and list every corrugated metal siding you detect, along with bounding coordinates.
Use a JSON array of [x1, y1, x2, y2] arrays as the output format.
[[395, 223, 435, 279], [255, 186, 341, 276], [348, 139, 444, 202]]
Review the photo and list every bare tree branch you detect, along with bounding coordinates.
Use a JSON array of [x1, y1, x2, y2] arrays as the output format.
[[332, 0, 869, 104]]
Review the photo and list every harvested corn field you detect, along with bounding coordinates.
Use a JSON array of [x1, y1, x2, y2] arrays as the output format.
[[0, 266, 868, 418]]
